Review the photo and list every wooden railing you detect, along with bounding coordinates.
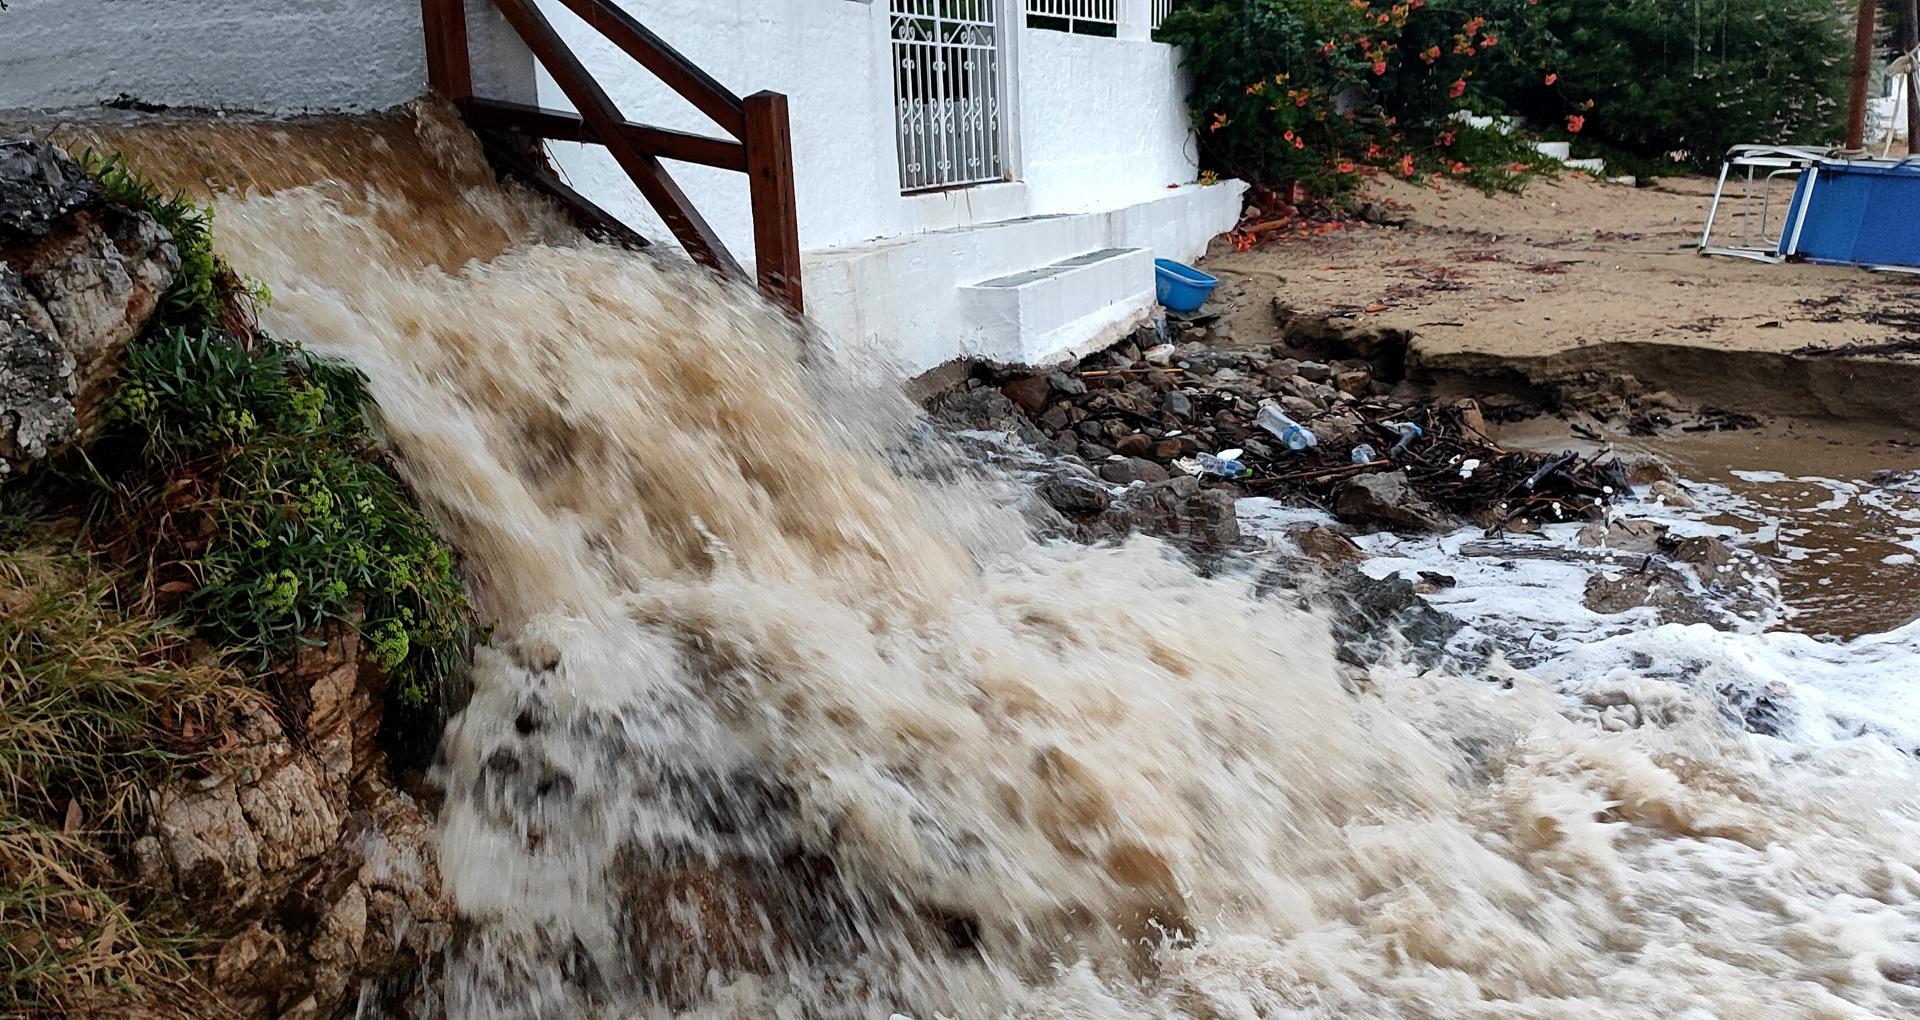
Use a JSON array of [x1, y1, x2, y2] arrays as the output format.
[[420, 0, 804, 315]]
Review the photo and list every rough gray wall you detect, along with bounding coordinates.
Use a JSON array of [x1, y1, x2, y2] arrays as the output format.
[[0, 0, 534, 114]]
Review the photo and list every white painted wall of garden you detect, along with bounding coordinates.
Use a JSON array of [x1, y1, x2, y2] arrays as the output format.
[[533, 0, 1244, 371], [0, 0, 534, 114]]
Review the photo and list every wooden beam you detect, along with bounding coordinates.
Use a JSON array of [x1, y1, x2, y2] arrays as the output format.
[[1846, 0, 1878, 150], [548, 0, 748, 140], [490, 0, 744, 280], [744, 91, 804, 316], [421, 0, 473, 101], [463, 98, 747, 171], [1906, 0, 1919, 153]]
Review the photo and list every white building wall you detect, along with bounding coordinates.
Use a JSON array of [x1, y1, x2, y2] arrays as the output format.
[[0, 0, 535, 114], [531, 0, 1217, 261], [530, 0, 1243, 371], [1015, 31, 1199, 214]]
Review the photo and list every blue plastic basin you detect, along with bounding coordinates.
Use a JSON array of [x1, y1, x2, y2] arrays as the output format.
[[1154, 258, 1218, 313]]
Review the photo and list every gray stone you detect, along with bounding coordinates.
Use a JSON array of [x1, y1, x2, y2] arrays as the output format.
[[1161, 389, 1193, 420], [1583, 566, 1717, 624], [1100, 457, 1170, 485], [1, 143, 179, 477], [1279, 394, 1320, 418], [1105, 476, 1241, 550], [1296, 525, 1366, 565], [1576, 518, 1667, 555], [1037, 471, 1112, 515], [1334, 471, 1457, 532], [1294, 360, 1333, 382], [0, 267, 75, 476], [0, 136, 102, 242], [1646, 479, 1696, 509]]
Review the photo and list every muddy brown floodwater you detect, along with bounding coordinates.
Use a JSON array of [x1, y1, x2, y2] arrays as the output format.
[[1503, 416, 1920, 639]]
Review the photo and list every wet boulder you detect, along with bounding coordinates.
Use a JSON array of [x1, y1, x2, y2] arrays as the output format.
[[1, 137, 178, 478], [1334, 470, 1457, 533]]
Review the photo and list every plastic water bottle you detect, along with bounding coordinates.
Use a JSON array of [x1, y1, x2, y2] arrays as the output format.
[[1256, 405, 1318, 450], [1385, 420, 1424, 458], [1351, 443, 1378, 464], [1195, 451, 1248, 477]]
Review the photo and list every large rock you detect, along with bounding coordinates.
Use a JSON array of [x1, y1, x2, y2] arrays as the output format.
[[142, 626, 449, 1018], [1334, 470, 1456, 532], [0, 137, 178, 478], [0, 136, 102, 242], [1102, 475, 1242, 551]]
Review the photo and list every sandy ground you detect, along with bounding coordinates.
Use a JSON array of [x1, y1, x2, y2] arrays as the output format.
[[1202, 172, 1920, 362]]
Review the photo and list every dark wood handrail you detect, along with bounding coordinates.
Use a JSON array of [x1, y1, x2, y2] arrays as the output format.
[[464, 98, 747, 172], [419, 0, 803, 315], [547, 0, 747, 140]]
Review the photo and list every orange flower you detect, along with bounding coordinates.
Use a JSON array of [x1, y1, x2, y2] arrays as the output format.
[[1449, 79, 1466, 98], [1372, 59, 1388, 75], [1480, 34, 1497, 47], [1211, 112, 1230, 132], [1398, 153, 1416, 177], [1449, 161, 1469, 174], [1421, 44, 1441, 63], [1437, 130, 1456, 146], [1245, 82, 1265, 95], [1567, 114, 1585, 133], [1463, 16, 1486, 34], [1337, 161, 1357, 173], [1284, 130, 1296, 141], [1322, 39, 1338, 55], [1544, 72, 1558, 85]]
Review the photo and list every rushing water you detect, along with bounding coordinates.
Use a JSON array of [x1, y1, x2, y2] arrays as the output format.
[[76, 105, 1920, 1018]]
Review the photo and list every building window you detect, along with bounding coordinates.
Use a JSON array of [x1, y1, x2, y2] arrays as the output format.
[[890, 0, 1008, 192]]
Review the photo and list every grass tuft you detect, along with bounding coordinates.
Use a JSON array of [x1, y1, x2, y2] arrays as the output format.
[[0, 544, 246, 1017]]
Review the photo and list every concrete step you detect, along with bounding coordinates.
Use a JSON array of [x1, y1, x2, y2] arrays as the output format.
[[957, 246, 1155, 366]]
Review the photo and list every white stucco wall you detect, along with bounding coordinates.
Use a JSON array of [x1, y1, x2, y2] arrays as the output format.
[[1015, 31, 1199, 214], [0, 0, 534, 114], [533, 0, 1209, 263]]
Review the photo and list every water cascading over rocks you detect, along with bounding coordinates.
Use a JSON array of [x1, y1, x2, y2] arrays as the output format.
[[111, 103, 1920, 1018]]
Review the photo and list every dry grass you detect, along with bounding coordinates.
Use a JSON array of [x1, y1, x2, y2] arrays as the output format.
[[0, 540, 255, 1017]]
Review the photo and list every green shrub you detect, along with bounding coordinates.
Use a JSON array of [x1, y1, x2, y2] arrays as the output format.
[[71, 156, 474, 715], [1484, 0, 1850, 168], [1160, 0, 1562, 195], [100, 327, 472, 710]]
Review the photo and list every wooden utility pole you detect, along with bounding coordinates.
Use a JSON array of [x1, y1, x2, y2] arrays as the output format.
[[1846, 0, 1879, 149], [1905, 0, 1919, 152]]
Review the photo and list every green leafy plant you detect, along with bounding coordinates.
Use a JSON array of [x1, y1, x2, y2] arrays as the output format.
[[82, 152, 267, 331], [1160, 0, 1562, 196], [71, 154, 474, 715], [1490, 0, 1850, 169], [102, 327, 472, 709]]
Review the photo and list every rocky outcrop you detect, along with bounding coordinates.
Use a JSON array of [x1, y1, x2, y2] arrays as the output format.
[[135, 627, 450, 1019], [0, 136, 177, 478]]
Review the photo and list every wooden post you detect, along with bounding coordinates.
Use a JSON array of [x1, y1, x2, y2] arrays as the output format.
[[1846, 0, 1878, 150], [744, 91, 804, 316], [1905, 0, 1919, 153], [421, 0, 474, 102]]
